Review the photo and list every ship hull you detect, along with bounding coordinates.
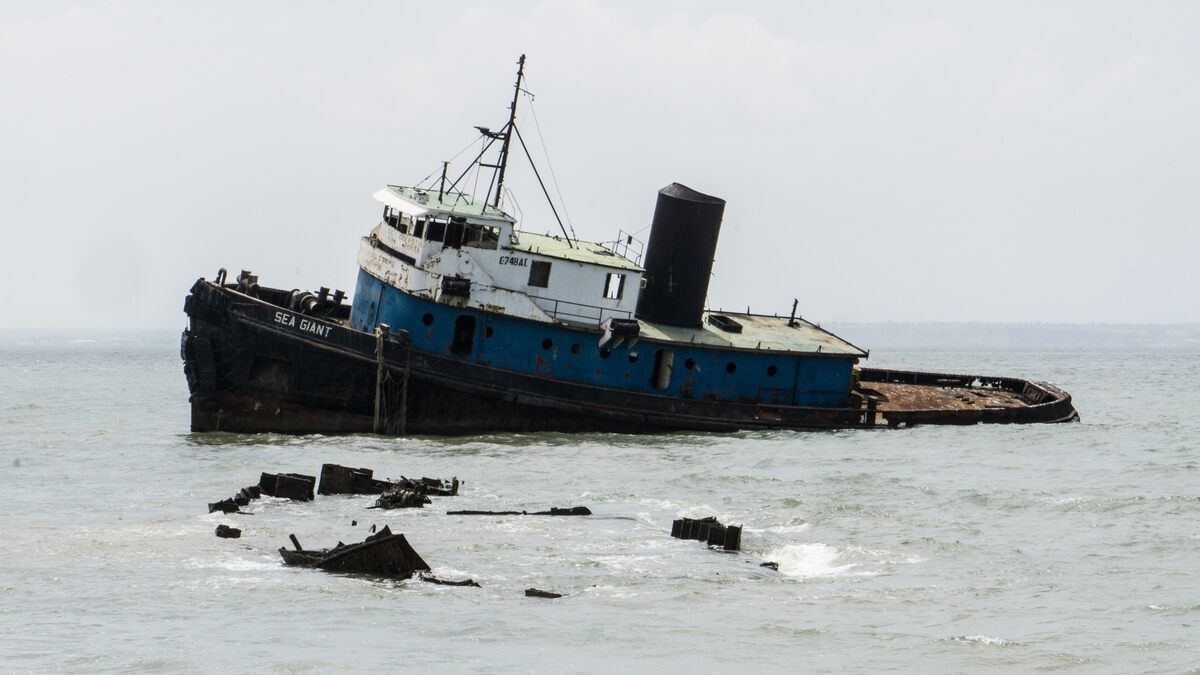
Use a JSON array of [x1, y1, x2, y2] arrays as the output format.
[[181, 280, 1078, 435]]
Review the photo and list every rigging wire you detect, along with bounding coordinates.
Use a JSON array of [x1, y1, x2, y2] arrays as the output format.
[[471, 136, 485, 202], [415, 136, 479, 188], [526, 93, 578, 242], [504, 187, 524, 226], [513, 123, 573, 246]]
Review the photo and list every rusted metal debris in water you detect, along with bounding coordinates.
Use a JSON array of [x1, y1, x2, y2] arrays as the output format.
[[259, 472, 316, 501], [208, 498, 240, 514], [278, 525, 431, 579], [671, 516, 742, 552], [320, 464, 460, 510], [208, 483, 264, 514], [525, 588, 563, 599], [319, 463, 394, 495], [320, 463, 458, 496], [215, 524, 241, 539], [371, 487, 430, 509]]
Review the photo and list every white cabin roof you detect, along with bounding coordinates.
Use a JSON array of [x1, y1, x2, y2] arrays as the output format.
[[509, 232, 643, 272], [374, 185, 516, 224]]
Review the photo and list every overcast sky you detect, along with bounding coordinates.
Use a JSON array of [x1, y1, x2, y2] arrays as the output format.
[[2, 1, 1197, 329]]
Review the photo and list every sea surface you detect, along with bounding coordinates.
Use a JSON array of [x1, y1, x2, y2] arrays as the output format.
[[1, 330, 1198, 672]]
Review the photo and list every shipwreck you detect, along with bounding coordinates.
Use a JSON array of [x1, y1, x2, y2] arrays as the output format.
[[181, 56, 1077, 435]]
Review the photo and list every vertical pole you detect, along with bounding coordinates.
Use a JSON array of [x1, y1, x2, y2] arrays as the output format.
[[398, 343, 410, 436], [493, 54, 526, 209], [373, 325, 388, 434], [788, 298, 798, 327], [439, 161, 448, 198]]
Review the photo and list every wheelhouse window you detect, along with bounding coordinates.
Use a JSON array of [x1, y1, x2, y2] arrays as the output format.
[[604, 272, 626, 300], [424, 219, 447, 243], [382, 206, 408, 234], [463, 224, 501, 249], [528, 260, 552, 288]]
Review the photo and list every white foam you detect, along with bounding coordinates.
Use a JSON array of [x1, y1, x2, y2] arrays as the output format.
[[766, 543, 856, 578], [767, 523, 812, 535], [951, 635, 1017, 647]]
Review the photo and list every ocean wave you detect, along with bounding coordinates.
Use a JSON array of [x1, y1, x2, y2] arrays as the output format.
[[765, 543, 857, 578]]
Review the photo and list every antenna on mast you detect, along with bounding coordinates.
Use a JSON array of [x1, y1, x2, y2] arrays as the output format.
[[493, 54, 526, 209]]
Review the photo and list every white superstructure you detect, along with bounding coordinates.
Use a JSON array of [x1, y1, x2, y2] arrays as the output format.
[[360, 185, 644, 326]]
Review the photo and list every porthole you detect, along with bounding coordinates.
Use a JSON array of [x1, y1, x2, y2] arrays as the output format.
[[570, 343, 581, 355], [542, 338, 554, 350], [684, 358, 696, 370], [725, 362, 737, 374], [421, 313, 434, 326], [767, 365, 778, 377], [600, 348, 611, 359], [628, 353, 639, 363], [484, 326, 494, 338]]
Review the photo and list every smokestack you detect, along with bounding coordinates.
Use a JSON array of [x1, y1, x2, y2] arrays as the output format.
[[635, 183, 725, 328]]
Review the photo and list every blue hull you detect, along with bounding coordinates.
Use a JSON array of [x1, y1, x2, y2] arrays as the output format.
[[350, 268, 854, 407]]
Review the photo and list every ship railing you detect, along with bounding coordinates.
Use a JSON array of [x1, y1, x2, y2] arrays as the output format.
[[540, 297, 633, 326], [605, 230, 644, 266]]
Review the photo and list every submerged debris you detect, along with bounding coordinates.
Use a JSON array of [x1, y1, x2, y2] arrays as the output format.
[[419, 573, 481, 588], [318, 464, 394, 495], [319, 463, 460, 497], [207, 484, 265, 514], [671, 517, 742, 552], [525, 588, 563, 599], [759, 561, 779, 571], [215, 524, 242, 539], [278, 525, 430, 579], [447, 506, 592, 516], [371, 488, 430, 510], [398, 476, 460, 497], [208, 498, 240, 514], [259, 472, 315, 501]]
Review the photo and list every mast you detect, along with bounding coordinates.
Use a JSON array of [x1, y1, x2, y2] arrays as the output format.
[[493, 54, 526, 209]]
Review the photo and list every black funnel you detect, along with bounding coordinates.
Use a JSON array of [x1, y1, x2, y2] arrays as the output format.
[[635, 183, 726, 328]]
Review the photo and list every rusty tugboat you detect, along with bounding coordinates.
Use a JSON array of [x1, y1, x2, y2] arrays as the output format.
[[181, 56, 1077, 435]]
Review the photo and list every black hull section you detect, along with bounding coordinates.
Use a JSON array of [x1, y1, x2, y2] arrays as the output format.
[[181, 280, 1078, 436]]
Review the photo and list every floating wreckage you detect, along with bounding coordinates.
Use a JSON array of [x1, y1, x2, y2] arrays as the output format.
[[318, 463, 459, 510], [260, 472, 316, 501], [318, 463, 459, 497], [208, 465, 459, 514], [181, 55, 1077, 436], [525, 588, 563, 599], [671, 516, 742, 552], [215, 524, 241, 539], [208, 485, 263, 513], [314, 461, 463, 509], [419, 573, 481, 588], [279, 526, 430, 579], [208, 474, 314, 514], [371, 487, 430, 510]]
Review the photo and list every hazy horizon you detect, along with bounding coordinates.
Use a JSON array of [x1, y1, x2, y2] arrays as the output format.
[[3, 1, 1197, 329]]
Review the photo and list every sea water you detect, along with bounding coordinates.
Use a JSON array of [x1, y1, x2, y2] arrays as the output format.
[[1, 331, 1198, 672]]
